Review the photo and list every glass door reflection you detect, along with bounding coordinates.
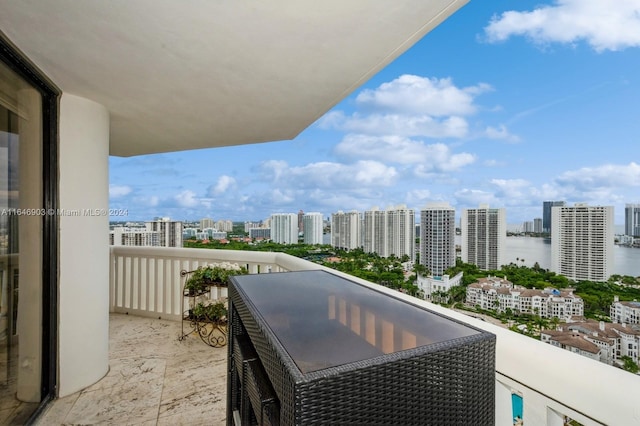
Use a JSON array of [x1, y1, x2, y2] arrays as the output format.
[[0, 59, 43, 423]]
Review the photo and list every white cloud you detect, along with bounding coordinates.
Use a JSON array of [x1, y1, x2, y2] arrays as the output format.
[[528, 183, 563, 201], [483, 159, 502, 167], [484, 125, 520, 142], [174, 190, 200, 208], [258, 160, 289, 181], [133, 195, 159, 207], [356, 75, 491, 116], [484, 0, 640, 52], [338, 113, 469, 138], [413, 145, 476, 176], [317, 110, 345, 130], [453, 189, 498, 207], [555, 162, 640, 190], [450, 163, 640, 215], [259, 160, 398, 189], [335, 135, 475, 169], [490, 178, 531, 199], [334, 135, 476, 181], [270, 189, 295, 205], [209, 175, 237, 195], [317, 75, 503, 140], [406, 189, 432, 205], [109, 184, 132, 198], [354, 161, 397, 185]]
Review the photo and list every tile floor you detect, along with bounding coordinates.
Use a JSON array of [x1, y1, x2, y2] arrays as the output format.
[[36, 313, 228, 425]]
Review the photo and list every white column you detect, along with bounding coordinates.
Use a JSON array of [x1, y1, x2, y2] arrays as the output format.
[[58, 94, 110, 397]]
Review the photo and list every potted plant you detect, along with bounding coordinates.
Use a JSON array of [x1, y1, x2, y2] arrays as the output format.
[[184, 262, 249, 296], [192, 299, 228, 323]]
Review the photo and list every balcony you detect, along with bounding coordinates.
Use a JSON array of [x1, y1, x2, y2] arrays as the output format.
[[38, 247, 640, 425]]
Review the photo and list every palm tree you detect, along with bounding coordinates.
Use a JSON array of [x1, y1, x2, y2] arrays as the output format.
[[413, 263, 428, 277]]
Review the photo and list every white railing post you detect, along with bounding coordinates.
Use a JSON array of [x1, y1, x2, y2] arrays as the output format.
[[109, 247, 296, 320]]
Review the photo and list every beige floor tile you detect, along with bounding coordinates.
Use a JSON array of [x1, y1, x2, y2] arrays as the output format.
[[84, 357, 166, 392], [35, 313, 229, 425], [157, 407, 226, 426], [62, 373, 163, 425]]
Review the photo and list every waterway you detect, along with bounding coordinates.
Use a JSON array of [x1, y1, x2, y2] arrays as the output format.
[[322, 234, 640, 277]]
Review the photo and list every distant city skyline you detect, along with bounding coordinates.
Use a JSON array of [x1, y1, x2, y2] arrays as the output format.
[[109, 1, 640, 224], [110, 203, 629, 235]]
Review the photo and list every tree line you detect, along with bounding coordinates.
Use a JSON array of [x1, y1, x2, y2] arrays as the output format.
[[185, 238, 640, 319]]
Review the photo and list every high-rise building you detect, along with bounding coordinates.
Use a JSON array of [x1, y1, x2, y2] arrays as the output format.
[[363, 207, 387, 256], [461, 205, 506, 271], [523, 221, 533, 233], [110, 227, 160, 246], [420, 202, 455, 276], [533, 218, 543, 233], [362, 206, 415, 261], [625, 204, 640, 237], [298, 210, 305, 234], [331, 211, 361, 250], [543, 201, 566, 234], [270, 213, 299, 244], [183, 227, 198, 239], [244, 221, 264, 232], [249, 228, 271, 240], [303, 212, 324, 245], [145, 218, 183, 247], [200, 217, 214, 230], [551, 204, 614, 282], [215, 219, 234, 232], [387, 205, 415, 262]]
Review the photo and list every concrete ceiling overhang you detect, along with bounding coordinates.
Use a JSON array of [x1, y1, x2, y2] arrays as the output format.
[[0, 0, 468, 157]]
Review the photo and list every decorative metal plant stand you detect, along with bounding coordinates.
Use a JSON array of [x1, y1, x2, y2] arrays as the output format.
[[178, 269, 228, 348]]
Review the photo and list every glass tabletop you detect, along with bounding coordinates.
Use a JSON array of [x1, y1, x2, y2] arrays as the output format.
[[232, 270, 479, 373]]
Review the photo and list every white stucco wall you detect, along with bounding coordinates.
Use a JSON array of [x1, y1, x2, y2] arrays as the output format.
[[58, 94, 109, 397]]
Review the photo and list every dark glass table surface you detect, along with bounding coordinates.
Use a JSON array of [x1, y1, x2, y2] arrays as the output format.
[[232, 270, 479, 373]]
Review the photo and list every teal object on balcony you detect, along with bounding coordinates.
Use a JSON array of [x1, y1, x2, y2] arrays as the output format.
[[512, 393, 523, 424]]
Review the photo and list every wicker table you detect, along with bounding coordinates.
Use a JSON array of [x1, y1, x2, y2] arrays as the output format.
[[227, 270, 495, 426]]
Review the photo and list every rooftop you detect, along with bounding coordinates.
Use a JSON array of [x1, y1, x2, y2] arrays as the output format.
[[36, 314, 227, 425]]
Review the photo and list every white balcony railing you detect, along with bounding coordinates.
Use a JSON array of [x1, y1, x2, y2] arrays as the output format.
[[109, 246, 640, 426]]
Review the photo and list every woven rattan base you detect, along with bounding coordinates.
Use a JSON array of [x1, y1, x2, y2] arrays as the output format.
[[227, 271, 495, 426]]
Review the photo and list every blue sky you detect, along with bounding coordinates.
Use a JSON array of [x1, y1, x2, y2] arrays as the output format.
[[109, 0, 640, 225]]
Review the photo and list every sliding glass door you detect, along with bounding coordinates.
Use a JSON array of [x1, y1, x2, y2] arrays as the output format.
[[0, 54, 44, 424], [0, 37, 58, 423]]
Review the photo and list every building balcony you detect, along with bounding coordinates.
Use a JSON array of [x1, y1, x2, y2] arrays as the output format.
[[38, 247, 640, 425]]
